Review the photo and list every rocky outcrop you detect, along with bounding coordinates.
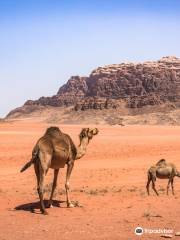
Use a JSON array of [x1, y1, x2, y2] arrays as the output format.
[[25, 76, 88, 107], [7, 56, 180, 118]]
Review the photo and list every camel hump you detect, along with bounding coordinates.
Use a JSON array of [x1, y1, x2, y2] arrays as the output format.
[[156, 159, 166, 167], [45, 126, 62, 137]]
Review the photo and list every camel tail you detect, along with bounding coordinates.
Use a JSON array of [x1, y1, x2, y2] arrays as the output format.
[[148, 167, 156, 182], [20, 146, 39, 173], [20, 160, 33, 172], [152, 173, 156, 182]]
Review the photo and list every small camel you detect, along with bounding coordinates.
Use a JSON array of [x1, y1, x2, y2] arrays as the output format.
[[20, 126, 98, 215], [146, 159, 180, 196]]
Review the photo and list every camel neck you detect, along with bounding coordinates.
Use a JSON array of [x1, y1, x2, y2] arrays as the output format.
[[76, 137, 89, 160]]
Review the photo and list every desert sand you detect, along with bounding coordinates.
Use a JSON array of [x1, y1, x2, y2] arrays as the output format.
[[0, 120, 180, 239]]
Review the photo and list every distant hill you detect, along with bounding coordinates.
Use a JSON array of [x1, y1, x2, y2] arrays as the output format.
[[6, 56, 180, 125]]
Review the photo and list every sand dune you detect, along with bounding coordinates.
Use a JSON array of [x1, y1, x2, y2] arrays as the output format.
[[0, 120, 180, 239]]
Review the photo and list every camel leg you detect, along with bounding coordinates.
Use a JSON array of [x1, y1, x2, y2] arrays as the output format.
[[171, 178, 175, 195], [146, 173, 151, 195], [38, 172, 47, 214], [65, 162, 74, 208], [34, 161, 48, 215], [167, 179, 171, 195], [47, 169, 59, 208], [152, 180, 159, 196]]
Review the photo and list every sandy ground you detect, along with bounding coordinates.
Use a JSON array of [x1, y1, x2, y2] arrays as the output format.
[[0, 120, 180, 240]]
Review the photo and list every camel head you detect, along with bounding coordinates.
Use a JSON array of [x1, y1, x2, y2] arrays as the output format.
[[79, 128, 99, 142]]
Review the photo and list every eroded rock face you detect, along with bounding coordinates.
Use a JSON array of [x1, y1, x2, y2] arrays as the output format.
[[25, 76, 89, 107], [8, 56, 180, 116]]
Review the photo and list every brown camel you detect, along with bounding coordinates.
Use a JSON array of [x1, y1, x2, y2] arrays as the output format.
[[20, 126, 99, 215], [146, 159, 180, 196]]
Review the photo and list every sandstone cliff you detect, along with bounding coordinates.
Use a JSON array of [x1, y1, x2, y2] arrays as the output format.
[[7, 56, 180, 124]]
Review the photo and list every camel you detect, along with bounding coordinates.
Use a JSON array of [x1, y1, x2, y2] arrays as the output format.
[[146, 159, 180, 196], [20, 126, 99, 215]]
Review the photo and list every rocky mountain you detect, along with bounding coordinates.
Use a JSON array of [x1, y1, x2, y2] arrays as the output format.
[[7, 56, 180, 124]]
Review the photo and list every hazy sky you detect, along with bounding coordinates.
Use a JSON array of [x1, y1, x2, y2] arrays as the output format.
[[0, 0, 180, 117]]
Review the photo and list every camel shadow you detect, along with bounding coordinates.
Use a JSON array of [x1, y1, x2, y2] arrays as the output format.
[[15, 200, 65, 214]]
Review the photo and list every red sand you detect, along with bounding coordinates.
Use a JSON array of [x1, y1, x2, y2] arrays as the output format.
[[0, 120, 180, 239]]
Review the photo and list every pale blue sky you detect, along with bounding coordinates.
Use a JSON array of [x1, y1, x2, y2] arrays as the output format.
[[0, 0, 180, 117]]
